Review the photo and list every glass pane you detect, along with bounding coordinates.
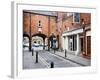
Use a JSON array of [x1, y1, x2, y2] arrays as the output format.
[[74, 13, 80, 22]]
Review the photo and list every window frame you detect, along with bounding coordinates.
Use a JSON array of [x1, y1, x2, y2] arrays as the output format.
[[73, 13, 80, 23]]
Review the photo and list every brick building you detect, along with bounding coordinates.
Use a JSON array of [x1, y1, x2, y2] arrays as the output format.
[[61, 12, 91, 58], [23, 10, 59, 51], [23, 10, 91, 58]]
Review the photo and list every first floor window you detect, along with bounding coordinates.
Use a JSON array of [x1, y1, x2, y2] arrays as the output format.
[[73, 13, 80, 23]]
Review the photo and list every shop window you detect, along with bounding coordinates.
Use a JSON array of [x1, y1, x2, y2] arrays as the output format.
[[68, 35, 77, 51], [73, 35, 77, 51]]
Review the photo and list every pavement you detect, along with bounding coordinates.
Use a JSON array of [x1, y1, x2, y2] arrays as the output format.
[[49, 50, 91, 66], [23, 49, 91, 69], [23, 50, 47, 69]]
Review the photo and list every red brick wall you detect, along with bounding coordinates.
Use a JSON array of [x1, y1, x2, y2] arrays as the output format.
[[50, 16, 57, 36], [80, 13, 91, 26], [62, 16, 73, 31], [61, 13, 91, 32], [23, 12, 57, 38], [31, 14, 49, 36], [23, 12, 91, 37], [57, 12, 91, 49], [23, 12, 30, 34]]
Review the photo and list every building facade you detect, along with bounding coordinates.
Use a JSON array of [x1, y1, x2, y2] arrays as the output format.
[[23, 10, 59, 50], [62, 13, 91, 58], [23, 10, 91, 58]]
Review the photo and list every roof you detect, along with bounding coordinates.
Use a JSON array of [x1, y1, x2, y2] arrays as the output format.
[[23, 10, 57, 17]]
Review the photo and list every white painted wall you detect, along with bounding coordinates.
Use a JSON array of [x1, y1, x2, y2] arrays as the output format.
[[75, 34, 81, 55]]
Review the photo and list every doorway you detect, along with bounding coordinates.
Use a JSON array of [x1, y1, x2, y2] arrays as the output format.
[[80, 38, 83, 52], [87, 36, 91, 57]]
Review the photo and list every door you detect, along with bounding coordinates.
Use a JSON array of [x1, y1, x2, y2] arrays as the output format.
[[87, 36, 91, 57], [80, 38, 83, 52]]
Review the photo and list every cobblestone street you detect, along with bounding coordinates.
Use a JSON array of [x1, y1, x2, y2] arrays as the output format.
[[23, 49, 90, 69]]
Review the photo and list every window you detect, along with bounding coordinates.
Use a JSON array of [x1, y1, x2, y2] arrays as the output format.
[[39, 23, 41, 26], [73, 13, 80, 23], [68, 35, 77, 51], [38, 20, 41, 27], [73, 35, 77, 51], [39, 20, 41, 23]]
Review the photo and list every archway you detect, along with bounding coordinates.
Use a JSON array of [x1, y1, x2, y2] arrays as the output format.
[[23, 33, 30, 50], [48, 34, 59, 50], [32, 33, 47, 50]]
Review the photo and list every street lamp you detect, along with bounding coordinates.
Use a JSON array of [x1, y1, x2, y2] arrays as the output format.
[[81, 19, 86, 56]]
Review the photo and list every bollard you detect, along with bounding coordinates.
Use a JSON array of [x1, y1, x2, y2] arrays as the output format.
[[65, 49, 67, 57], [48, 47, 50, 51], [50, 62, 54, 68], [32, 49, 34, 56], [35, 51, 38, 63]]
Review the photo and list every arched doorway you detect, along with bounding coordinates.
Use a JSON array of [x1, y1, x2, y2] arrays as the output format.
[[32, 36, 43, 45], [48, 34, 59, 50], [32, 33, 47, 50], [32, 36, 43, 50], [23, 33, 30, 50]]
